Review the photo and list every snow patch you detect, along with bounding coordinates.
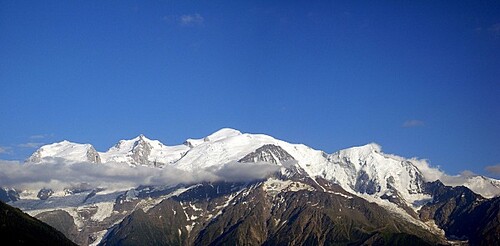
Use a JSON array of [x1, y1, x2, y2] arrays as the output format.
[[185, 224, 193, 234], [262, 178, 314, 197], [137, 185, 199, 212], [91, 202, 114, 221], [89, 230, 108, 246]]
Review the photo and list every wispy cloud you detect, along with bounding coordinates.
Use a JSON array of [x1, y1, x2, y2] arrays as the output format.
[[29, 134, 53, 140], [0, 147, 12, 154], [485, 164, 500, 175], [402, 120, 425, 128], [163, 13, 205, 27], [17, 142, 44, 148], [179, 13, 204, 26]]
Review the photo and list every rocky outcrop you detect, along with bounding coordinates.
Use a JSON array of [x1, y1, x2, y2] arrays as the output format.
[[86, 146, 101, 164], [0, 188, 19, 203], [129, 135, 153, 165], [37, 188, 54, 200], [239, 144, 295, 165]]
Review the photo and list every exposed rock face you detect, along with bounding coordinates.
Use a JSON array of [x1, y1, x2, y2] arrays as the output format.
[[27, 149, 43, 163], [129, 135, 152, 165], [37, 188, 54, 200], [402, 160, 425, 194], [101, 180, 443, 246], [8, 178, 499, 245], [420, 181, 500, 245], [33, 194, 137, 246], [239, 144, 295, 165], [86, 146, 101, 164], [0, 188, 19, 203], [35, 210, 79, 243], [354, 169, 380, 195]]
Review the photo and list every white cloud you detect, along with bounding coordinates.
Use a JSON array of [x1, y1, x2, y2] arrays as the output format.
[[1, 156, 497, 198], [0, 160, 279, 192], [179, 13, 204, 26], [402, 120, 425, 128], [408, 158, 442, 182], [210, 162, 281, 182], [18, 142, 44, 148], [29, 134, 53, 140]]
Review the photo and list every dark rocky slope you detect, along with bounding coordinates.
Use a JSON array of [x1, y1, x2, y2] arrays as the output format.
[[420, 181, 500, 245], [101, 180, 443, 246], [0, 200, 76, 246]]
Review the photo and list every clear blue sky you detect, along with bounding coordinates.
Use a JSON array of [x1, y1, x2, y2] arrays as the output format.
[[1, 1, 499, 177]]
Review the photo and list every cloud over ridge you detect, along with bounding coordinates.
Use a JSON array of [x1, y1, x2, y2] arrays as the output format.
[[0, 160, 280, 191]]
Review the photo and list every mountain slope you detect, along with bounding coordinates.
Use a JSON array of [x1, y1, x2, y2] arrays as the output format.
[[101, 180, 443, 246], [0, 200, 76, 245], [420, 181, 500, 245]]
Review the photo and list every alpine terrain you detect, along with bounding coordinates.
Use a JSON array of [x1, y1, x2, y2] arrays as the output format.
[[0, 200, 76, 245], [2, 128, 499, 245]]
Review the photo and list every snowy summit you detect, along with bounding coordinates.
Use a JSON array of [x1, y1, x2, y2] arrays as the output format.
[[26, 128, 500, 199]]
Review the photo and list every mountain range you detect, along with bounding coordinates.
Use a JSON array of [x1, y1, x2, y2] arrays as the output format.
[[2, 128, 499, 245]]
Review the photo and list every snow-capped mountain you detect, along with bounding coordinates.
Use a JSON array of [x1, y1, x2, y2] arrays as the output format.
[[100, 134, 189, 166], [26, 128, 500, 200], [27, 140, 101, 164], [454, 174, 500, 198], [7, 128, 500, 245]]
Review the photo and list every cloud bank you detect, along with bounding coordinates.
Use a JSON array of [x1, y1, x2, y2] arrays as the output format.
[[1, 158, 498, 198], [0, 160, 280, 192]]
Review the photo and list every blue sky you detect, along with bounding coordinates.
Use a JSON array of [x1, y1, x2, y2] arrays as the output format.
[[1, 1, 499, 177]]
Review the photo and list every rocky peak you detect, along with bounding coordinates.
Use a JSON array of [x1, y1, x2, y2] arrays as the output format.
[[86, 146, 101, 164], [129, 135, 153, 165], [239, 144, 295, 165]]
